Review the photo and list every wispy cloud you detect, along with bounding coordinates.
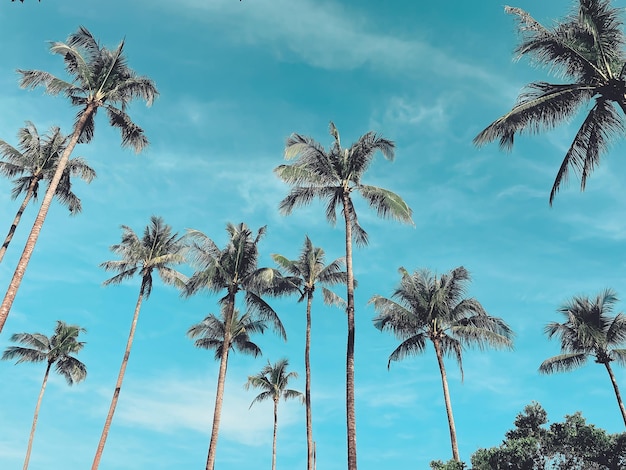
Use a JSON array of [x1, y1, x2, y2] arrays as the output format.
[[158, 0, 495, 85], [99, 372, 304, 446]]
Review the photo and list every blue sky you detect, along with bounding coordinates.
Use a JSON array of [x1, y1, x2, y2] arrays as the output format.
[[1, 0, 626, 468]]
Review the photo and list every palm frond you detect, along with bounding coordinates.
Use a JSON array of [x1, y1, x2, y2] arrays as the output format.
[[358, 184, 414, 224], [539, 352, 588, 373], [474, 82, 594, 150]]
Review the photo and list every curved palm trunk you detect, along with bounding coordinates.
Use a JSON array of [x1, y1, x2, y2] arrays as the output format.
[[23, 361, 51, 470], [0, 103, 96, 333], [604, 362, 626, 427], [206, 295, 235, 470], [341, 192, 357, 470], [272, 397, 278, 470], [305, 291, 314, 470], [0, 178, 38, 264], [91, 287, 145, 470], [433, 338, 460, 461]]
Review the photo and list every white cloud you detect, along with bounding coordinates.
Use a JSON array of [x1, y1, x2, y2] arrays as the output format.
[[106, 372, 304, 447], [160, 0, 495, 84]]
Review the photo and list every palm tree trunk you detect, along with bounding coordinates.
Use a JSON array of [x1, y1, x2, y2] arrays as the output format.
[[342, 191, 357, 470], [272, 397, 278, 470], [433, 338, 460, 461], [23, 361, 51, 470], [305, 291, 314, 470], [206, 295, 235, 470], [0, 178, 38, 264], [0, 103, 97, 333], [91, 287, 145, 470], [604, 362, 626, 427]]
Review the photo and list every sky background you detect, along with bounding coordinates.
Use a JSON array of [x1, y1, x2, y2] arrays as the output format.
[[1, 0, 626, 468]]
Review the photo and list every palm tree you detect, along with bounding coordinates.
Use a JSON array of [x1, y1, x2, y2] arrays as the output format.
[[272, 236, 346, 470], [539, 288, 626, 426], [275, 122, 413, 470], [474, 0, 626, 205], [245, 358, 303, 470], [0, 122, 95, 263], [370, 266, 513, 461], [0, 26, 157, 332], [185, 222, 293, 470], [2, 320, 87, 470], [189, 308, 265, 468], [92, 216, 185, 469]]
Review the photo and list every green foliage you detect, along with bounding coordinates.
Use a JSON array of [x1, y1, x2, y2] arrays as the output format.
[[469, 402, 626, 469], [430, 459, 467, 469], [474, 0, 626, 205]]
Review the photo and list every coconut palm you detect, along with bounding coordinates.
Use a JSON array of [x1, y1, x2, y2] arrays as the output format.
[[272, 236, 346, 470], [2, 320, 87, 470], [539, 288, 626, 426], [91, 216, 185, 469], [371, 266, 513, 461], [0, 26, 157, 332], [275, 122, 413, 470], [474, 0, 626, 205], [185, 222, 293, 470], [245, 358, 303, 470], [189, 308, 265, 468], [0, 122, 95, 263]]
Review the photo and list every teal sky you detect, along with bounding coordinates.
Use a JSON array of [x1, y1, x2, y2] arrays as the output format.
[[1, 0, 626, 468]]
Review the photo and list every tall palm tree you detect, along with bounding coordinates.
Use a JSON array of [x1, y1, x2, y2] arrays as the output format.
[[92, 216, 185, 470], [185, 222, 293, 470], [245, 358, 303, 470], [539, 288, 626, 426], [474, 0, 626, 205], [371, 266, 513, 461], [275, 122, 413, 470], [0, 26, 157, 332], [272, 236, 346, 470], [0, 122, 95, 263], [2, 320, 87, 470], [189, 308, 265, 467]]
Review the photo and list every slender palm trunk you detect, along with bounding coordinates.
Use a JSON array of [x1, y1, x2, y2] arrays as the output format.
[[206, 295, 235, 470], [305, 291, 314, 470], [23, 361, 51, 470], [0, 103, 96, 333], [272, 397, 278, 470], [604, 362, 626, 427], [433, 338, 460, 461], [91, 286, 145, 470], [0, 178, 38, 264], [341, 192, 357, 470]]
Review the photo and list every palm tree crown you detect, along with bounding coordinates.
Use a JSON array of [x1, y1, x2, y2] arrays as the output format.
[[371, 266, 513, 461], [188, 308, 265, 360], [2, 320, 87, 384], [19, 26, 157, 151], [474, 0, 626, 204], [245, 358, 303, 408], [272, 236, 346, 304], [101, 215, 187, 297], [0, 122, 95, 263], [372, 267, 513, 373], [275, 122, 412, 244], [0, 122, 95, 214], [539, 288, 626, 426]]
